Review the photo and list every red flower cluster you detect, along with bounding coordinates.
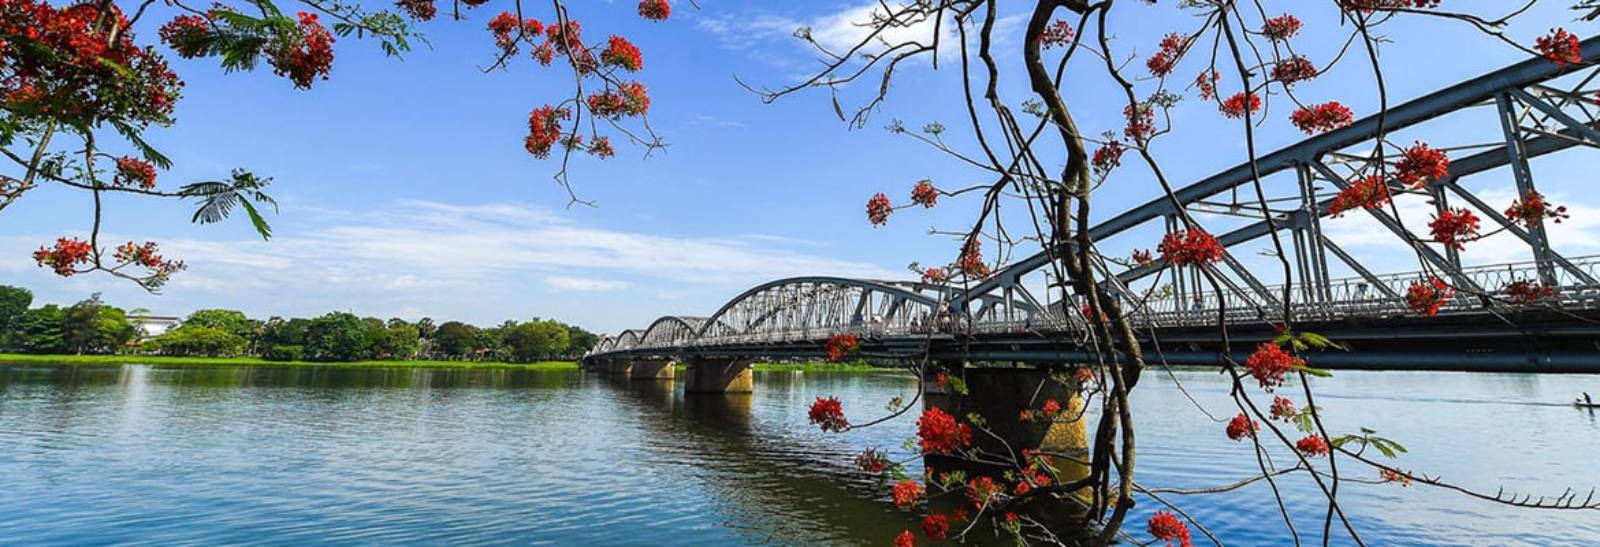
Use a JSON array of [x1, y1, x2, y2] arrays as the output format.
[[1220, 92, 1261, 119], [524, 105, 570, 159], [587, 136, 614, 158], [1295, 435, 1331, 457], [1124, 103, 1155, 143], [1039, 19, 1074, 49], [911, 180, 938, 208], [3, 0, 182, 125], [1246, 342, 1302, 390], [1270, 396, 1298, 421], [638, 0, 670, 21], [159, 15, 211, 58], [1536, 28, 1583, 67], [1075, 367, 1095, 384], [1131, 249, 1153, 266], [1428, 207, 1480, 251], [534, 20, 597, 73], [1146, 33, 1190, 77], [824, 333, 860, 362], [1225, 412, 1258, 441], [587, 81, 651, 119], [1504, 191, 1569, 229], [396, 0, 436, 21], [921, 267, 948, 284], [601, 35, 643, 71], [1092, 140, 1126, 177], [808, 396, 849, 432], [1504, 280, 1557, 304], [1395, 141, 1449, 187], [1406, 277, 1453, 317], [488, 12, 543, 56], [1328, 175, 1390, 217], [916, 407, 972, 454], [856, 448, 890, 473], [966, 476, 1003, 508], [866, 192, 892, 226], [1147, 511, 1192, 547], [893, 530, 915, 547], [1380, 467, 1414, 486], [891, 479, 923, 509], [959, 238, 989, 277], [33, 237, 93, 276], [114, 157, 157, 189], [1158, 229, 1224, 266], [114, 241, 185, 277], [1290, 101, 1354, 135], [270, 12, 335, 90], [1261, 14, 1302, 41], [921, 513, 949, 542], [1195, 70, 1220, 101], [1271, 56, 1317, 86]]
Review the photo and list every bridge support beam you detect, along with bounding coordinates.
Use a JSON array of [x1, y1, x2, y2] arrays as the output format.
[[685, 357, 753, 393], [629, 359, 675, 380], [925, 365, 1091, 529], [605, 360, 633, 377]]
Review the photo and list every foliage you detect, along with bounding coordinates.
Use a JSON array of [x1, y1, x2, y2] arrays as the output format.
[[503, 319, 569, 362], [0, 285, 31, 329], [148, 325, 247, 357]]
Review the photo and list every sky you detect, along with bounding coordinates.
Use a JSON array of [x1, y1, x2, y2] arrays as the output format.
[[3, 1, 1599, 334]]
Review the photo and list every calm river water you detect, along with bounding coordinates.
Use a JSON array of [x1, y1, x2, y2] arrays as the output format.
[[0, 364, 1597, 545]]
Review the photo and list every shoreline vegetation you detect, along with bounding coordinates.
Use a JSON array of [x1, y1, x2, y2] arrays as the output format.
[[0, 354, 900, 372]]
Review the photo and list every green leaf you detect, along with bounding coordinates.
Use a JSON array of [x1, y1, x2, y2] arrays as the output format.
[[1297, 365, 1334, 378], [238, 198, 273, 241], [111, 120, 172, 169], [97, 57, 135, 78]]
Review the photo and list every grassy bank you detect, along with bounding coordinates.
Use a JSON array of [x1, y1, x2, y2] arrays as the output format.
[[0, 353, 579, 370]]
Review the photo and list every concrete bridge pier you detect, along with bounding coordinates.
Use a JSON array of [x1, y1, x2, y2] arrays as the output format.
[[925, 365, 1091, 529], [604, 360, 632, 377], [629, 359, 675, 380], [684, 357, 753, 393]]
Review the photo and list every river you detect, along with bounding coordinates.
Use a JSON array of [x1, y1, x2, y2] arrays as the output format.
[[0, 364, 1596, 545]]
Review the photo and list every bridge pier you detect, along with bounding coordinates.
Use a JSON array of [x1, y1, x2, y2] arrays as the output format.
[[629, 358, 675, 380], [604, 360, 632, 376], [926, 366, 1091, 528], [684, 357, 753, 393]]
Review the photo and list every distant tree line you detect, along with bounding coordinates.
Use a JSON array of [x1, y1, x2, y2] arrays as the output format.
[[0, 285, 598, 362]]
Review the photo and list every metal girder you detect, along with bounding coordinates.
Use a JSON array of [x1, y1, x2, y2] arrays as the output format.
[[1495, 92, 1558, 285], [1311, 161, 1484, 293]]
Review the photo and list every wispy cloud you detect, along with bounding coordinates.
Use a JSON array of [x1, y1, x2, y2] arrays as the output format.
[[545, 276, 629, 292]]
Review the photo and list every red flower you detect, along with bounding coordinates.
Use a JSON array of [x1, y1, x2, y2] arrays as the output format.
[[113, 156, 157, 189], [916, 407, 972, 454], [395, 0, 436, 21], [488, 12, 543, 55], [893, 530, 915, 547], [866, 193, 893, 226], [958, 238, 989, 277], [1245, 342, 1302, 390], [1290, 101, 1354, 134], [921, 513, 950, 542], [1536, 28, 1583, 67], [1038, 19, 1074, 49], [269, 12, 335, 90], [1225, 412, 1258, 441], [586, 81, 651, 119], [1261, 14, 1301, 41], [1195, 70, 1220, 101], [825, 333, 860, 362], [1296, 435, 1331, 457], [1074, 367, 1095, 383], [856, 448, 891, 474], [1406, 277, 1453, 317], [921, 267, 947, 284], [32, 237, 93, 276], [1157, 229, 1224, 266], [1504, 191, 1569, 229], [1428, 208, 1480, 251], [1327, 175, 1390, 217], [524, 105, 570, 159], [1124, 104, 1156, 143], [1395, 141, 1449, 187], [910, 180, 938, 208], [1220, 92, 1261, 118], [1380, 467, 1414, 486], [808, 396, 849, 432], [601, 35, 643, 71], [1147, 511, 1192, 547], [586, 136, 615, 158], [1270, 396, 1298, 422], [159, 15, 211, 58], [638, 0, 670, 21], [1146, 33, 1191, 77], [1271, 56, 1317, 85], [966, 476, 1003, 508], [1504, 280, 1557, 304], [1041, 398, 1062, 418], [1092, 140, 1126, 177], [891, 479, 923, 510]]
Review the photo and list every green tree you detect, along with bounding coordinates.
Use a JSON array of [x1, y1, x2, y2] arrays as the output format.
[[303, 312, 375, 362], [0, 285, 31, 331], [148, 325, 246, 357], [374, 323, 421, 360], [1, 305, 65, 354], [504, 319, 570, 362], [184, 309, 255, 338], [62, 295, 133, 355], [565, 324, 598, 356], [434, 321, 479, 360]]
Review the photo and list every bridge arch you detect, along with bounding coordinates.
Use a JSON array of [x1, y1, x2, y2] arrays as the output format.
[[696, 276, 944, 343], [639, 316, 706, 347]]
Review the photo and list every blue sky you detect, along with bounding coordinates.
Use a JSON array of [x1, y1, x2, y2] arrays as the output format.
[[3, 1, 1598, 333]]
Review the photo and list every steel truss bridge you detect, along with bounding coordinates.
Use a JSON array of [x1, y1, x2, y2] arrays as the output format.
[[586, 37, 1600, 374]]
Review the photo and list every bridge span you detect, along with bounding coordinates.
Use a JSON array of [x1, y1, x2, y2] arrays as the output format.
[[584, 36, 1600, 384]]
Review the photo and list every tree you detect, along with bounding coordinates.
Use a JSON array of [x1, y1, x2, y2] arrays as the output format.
[[184, 309, 257, 340], [61, 294, 133, 355], [0, 285, 31, 331], [565, 324, 598, 356], [504, 319, 570, 362], [370, 320, 421, 360], [148, 325, 246, 357], [303, 312, 374, 362], [1, 305, 65, 354], [433, 321, 479, 360]]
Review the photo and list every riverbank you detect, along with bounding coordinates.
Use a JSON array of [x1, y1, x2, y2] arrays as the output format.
[[0, 354, 579, 370]]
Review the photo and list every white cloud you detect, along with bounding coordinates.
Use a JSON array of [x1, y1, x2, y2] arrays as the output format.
[[544, 276, 629, 292]]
